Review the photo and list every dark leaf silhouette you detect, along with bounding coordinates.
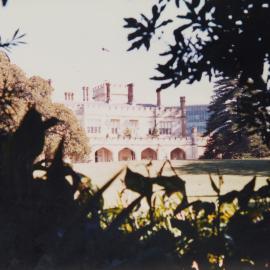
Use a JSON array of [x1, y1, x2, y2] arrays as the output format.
[[171, 219, 197, 238], [155, 175, 186, 197], [124, 167, 153, 197], [2, 0, 7, 6], [107, 195, 143, 233], [238, 176, 256, 209], [209, 174, 220, 194], [125, 0, 270, 144], [219, 190, 239, 205]]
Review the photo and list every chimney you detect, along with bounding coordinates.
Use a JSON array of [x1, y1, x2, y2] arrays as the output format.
[[82, 87, 85, 101], [156, 89, 161, 107], [48, 79, 52, 86], [180, 96, 187, 137], [105, 82, 110, 103], [64, 92, 67, 101], [191, 127, 198, 145], [127, 83, 133, 104], [85, 86, 89, 101], [71, 92, 74, 101]]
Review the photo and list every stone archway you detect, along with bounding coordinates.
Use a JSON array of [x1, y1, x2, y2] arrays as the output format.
[[170, 148, 186, 160], [95, 147, 113, 162], [141, 148, 157, 160], [118, 148, 136, 161]]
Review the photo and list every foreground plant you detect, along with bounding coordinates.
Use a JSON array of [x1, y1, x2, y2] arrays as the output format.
[[0, 108, 269, 269]]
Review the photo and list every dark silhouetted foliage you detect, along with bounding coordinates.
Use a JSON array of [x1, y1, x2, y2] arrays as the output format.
[[0, 1, 26, 51], [125, 0, 270, 89], [125, 0, 270, 144], [0, 108, 270, 269]]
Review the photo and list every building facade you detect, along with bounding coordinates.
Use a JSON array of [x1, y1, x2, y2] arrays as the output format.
[[63, 83, 207, 162], [186, 105, 210, 135]]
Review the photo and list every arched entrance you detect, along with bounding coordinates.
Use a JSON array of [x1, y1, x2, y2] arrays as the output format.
[[95, 148, 113, 162], [170, 148, 186, 160], [141, 148, 157, 160], [118, 148, 135, 161]]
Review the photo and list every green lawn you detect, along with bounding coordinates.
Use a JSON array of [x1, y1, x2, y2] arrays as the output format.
[[172, 159, 270, 176], [73, 160, 270, 207]]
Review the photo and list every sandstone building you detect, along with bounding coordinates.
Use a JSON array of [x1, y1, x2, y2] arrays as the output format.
[[63, 82, 207, 162]]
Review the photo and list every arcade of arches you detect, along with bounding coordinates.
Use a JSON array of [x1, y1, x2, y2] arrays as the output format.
[[94, 147, 186, 162]]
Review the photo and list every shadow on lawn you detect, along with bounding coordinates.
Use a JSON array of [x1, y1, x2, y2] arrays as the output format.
[[174, 160, 270, 176]]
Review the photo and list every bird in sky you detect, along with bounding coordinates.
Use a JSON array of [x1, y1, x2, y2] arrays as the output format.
[[101, 47, 110, 52]]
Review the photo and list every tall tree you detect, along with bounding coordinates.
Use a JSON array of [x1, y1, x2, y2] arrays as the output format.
[[202, 79, 270, 159], [124, 0, 270, 144], [0, 52, 90, 161]]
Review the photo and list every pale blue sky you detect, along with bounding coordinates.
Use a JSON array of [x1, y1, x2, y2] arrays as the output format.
[[0, 0, 214, 105]]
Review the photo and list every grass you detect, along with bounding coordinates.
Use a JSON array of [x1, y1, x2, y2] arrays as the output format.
[[73, 160, 270, 207], [175, 159, 270, 176]]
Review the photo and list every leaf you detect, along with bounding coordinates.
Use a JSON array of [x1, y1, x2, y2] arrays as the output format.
[[13, 108, 47, 161], [107, 195, 143, 232], [175, 0, 181, 8], [200, 201, 216, 216], [155, 175, 186, 197], [174, 200, 196, 214], [156, 19, 173, 28], [238, 176, 256, 209], [140, 13, 149, 23], [127, 39, 144, 51], [124, 167, 153, 196], [82, 167, 124, 216], [171, 219, 197, 238], [2, 0, 8, 6], [219, 190, 239, 204], [160, 4, 166, 13], [12, 28, 19, 40], [123, 17, 139, 27], [152, 5, 158, 19], [16, 33, 26, 39], [157, 160, 167, 176], [255, 184, 270, 198], [192, 0, 201, 8], [17, 41, 27, 44], [209, 174, 219, 194]]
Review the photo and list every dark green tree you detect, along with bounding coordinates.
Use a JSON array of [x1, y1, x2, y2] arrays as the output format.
[[125, 0, 270, 144], [202, 79, 270, 159]]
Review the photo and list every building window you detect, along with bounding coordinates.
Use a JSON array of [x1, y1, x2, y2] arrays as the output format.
[[159, 121, 172, 135], [111, 119, 120, 134], [112, 127, 118, 134], [128, 119, 138, 136], [87, 126, 101, 134], [129, 120, 138, 128]]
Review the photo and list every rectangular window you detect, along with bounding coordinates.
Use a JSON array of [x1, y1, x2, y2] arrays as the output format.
[[159, 121, 172, 135], [129, 120, 138, 127], [112, 127, 118, 134], [111, 119, 120, 134], [87, 126, 101, 134]]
